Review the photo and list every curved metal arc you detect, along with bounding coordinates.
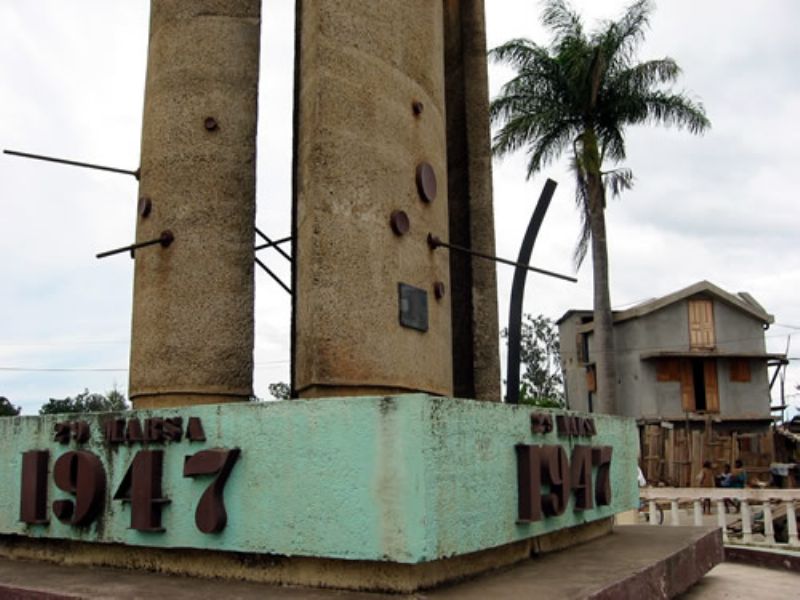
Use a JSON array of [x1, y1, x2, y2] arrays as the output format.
[[506, 178, 558, 404]]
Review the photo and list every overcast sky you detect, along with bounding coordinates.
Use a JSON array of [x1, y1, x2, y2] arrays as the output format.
[[1, 1, 798, 416]]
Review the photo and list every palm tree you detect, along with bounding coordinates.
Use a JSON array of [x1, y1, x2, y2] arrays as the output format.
[[490, 0, 709, 413]]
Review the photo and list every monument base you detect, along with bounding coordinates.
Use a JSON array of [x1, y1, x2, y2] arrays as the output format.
[[0, 519, 611, 593], [1, 396, 639, 592], [0, 526, 722, 598]]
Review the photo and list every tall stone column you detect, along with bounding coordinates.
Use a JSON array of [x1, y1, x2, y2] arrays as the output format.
[[443, 0, 502, 402], [129, 1, 261, 408], [293, 0, 454, 398]]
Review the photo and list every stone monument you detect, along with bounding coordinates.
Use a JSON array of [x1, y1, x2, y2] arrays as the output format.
[[0, 1, 719, 595], [293, 0, 501, 401], [129, 0, 261, 409]]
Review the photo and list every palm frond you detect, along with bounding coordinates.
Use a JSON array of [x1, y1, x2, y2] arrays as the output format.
[[597, 125, 626, 163], [525, 124, 577, 178], [637, 91, 711, 134], [611, 58, 681, 91], [541, 0, 584, 46], [489, 39, 544, 71], [602, 168, 635, 198], [569, 155, 592, 268], [490, 0, 709, 268], [597, 0, 653, 66]]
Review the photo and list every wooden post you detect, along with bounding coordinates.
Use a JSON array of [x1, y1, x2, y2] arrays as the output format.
[[666, 427, 675, 485], [649, 500, 659, 526]]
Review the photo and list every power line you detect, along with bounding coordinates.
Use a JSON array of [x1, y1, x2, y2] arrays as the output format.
[[0, 367, 127, 373], [0, 361, 289, 373]]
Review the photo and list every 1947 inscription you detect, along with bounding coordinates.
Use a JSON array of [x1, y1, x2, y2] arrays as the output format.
[[517, 412, 612, 522], [19, 417, 240, 535]]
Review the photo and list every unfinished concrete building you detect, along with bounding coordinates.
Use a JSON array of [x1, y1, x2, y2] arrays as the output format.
[[558, 281, 787, 486]]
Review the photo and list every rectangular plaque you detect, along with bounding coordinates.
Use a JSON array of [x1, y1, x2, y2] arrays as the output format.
[[398, 283, 428, 332]]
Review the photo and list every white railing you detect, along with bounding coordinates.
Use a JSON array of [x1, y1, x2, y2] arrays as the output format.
[[639, 488, 800, 548]]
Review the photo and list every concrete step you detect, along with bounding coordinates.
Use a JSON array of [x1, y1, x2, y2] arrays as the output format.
[[0, 526, 722, 600]]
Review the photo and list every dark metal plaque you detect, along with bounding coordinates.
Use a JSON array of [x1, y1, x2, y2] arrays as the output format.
[[398, 283, 428, 332]]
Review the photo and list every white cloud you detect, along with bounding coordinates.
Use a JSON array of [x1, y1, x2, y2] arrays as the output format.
[[1, 1, 797, 416]]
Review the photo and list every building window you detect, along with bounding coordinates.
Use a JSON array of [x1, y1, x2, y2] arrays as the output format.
[[585, 365, 597, 392], [656, 358, 681, 382], [680, 358, 719, 413], [688, 299, 715, 349], [730, 358, 751, 383]]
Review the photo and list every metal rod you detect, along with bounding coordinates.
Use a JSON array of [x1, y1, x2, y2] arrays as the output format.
[[255, 228, 292, 262], [427, 232, 576, 283], [96, 230, 173, 259], [255, 258, 292, 295], [506, 179, 558, 405], [769, 362, 782, 390], [254, 236, 292, 252], [4, 149, 139, 179]]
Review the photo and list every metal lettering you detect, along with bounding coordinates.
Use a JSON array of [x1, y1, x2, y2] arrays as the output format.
[[541, 446, 571, 517], [144, 418, 164, 443], [52, 451, 106, 526], [126, 418, 144, 443], [114, 450, 170, 531], [530, 413, 553, 434], [183, 448, 240, 533], [20, 450, 49, 524], [515, 444, 542, 522], [163, 417, 183, 442], [186, 417, 206, 442], [570, 445, 594, 511], [53, 422, 71, 445], [592, 446, 613, 506], [104, 419, 125, 443]]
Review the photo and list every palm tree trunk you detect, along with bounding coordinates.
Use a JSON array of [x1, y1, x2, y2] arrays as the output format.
[[587, 173, 617, 414]]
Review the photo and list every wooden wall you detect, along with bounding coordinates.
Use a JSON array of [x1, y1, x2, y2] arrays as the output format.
[[641, 420, 774, 487]]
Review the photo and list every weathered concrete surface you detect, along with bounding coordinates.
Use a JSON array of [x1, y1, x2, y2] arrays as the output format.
[[724, 544, 800, 572], [0, 526, 724, 598], [443, 0, 501, 402], [559, 285, 774, 419], [680, 561, 800, 599], [0, 397, 638, 565], [0, 519, 610, 593], [292, 0, 453, 398], [129, 0, 260, 408]]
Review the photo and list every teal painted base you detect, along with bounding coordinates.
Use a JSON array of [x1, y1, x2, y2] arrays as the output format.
[[0, 396, 638, 563]]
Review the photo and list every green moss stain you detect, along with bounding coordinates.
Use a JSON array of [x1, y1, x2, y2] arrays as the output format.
[[0, 396, 637, 563]]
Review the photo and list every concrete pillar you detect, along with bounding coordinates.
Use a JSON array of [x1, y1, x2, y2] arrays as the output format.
[[763, 502, 775, 545], [293, 0, 453, 398], [741, 500, 753, 544], [692, 500, 702, 526], [669, 500, 680, 526], [129, 1, 261, 408], [716, 501, 729, 542], [786, 501, 799, 546], [648, 500, 658, 526], [443, 0, 501, 401]]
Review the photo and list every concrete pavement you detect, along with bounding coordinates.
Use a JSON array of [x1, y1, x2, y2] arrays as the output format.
[[0, 526, 721, 599], [679, 562, 799, 599]]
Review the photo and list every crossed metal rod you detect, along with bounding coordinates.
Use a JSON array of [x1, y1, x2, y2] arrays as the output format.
[[5, 146, 298, 296], [254, 228, 292, 294], [3, 149, 139, 179]]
